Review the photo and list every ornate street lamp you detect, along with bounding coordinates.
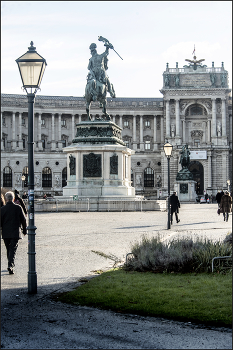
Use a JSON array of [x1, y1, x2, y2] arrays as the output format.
[[163, 141, 173, 229], [16, 42, 47, 294]]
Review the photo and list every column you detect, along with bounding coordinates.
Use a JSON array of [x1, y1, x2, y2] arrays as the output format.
[[153, 115, 157, 150], [51, 113, 56, 150], [207, 119, 211, 143], [72, 114, 75, 140], [140, 115, 144, 150], [18, 112, 23, 150], [11, 112, 17, 150], [175, 99, 180, 137], [182, 119, 185, 143], [1, 112, 4, 150], [211, 98, 217, 137], [166, 100, 170, 137], [78, 114, 82, 123], [133, 115, 137, 150], [221, 98, 226, 137], [160, 116, 164, 143], [119, 115, 123, 129], [112, 115, 116, 124], [58, 113, 62, 149], [207, 151, 212, 188], [37, 113, 43, 150], [202, 122, 206, 144], [229, 114, 232, 149]]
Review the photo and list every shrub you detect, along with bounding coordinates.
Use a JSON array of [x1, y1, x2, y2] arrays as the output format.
[[124, 234, 232, 273]]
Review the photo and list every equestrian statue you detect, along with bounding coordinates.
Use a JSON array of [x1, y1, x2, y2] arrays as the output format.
[[176, 144, 193, 180], [85, 36, 123, 121]]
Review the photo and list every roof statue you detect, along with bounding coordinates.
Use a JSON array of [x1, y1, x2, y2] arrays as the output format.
[[183, 45, 206, 70]]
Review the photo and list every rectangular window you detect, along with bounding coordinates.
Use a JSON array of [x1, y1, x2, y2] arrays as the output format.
[[22, 118, 25, 125], [23, 138, 26, 149], [124, 141, 129, 148], [123, 120, 129, 128], [62, 119, 66, 126], [41, 119, 45, 125], [145, 141, 151, 150], [145, 120, 150, 127], [194, 139, 200, 147], [62, 140, 66, 147]]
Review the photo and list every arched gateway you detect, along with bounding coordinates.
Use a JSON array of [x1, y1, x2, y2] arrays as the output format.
[[188, 161, 204, 195]]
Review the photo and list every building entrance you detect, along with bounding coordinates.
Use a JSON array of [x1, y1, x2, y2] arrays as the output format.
[[189, 161, 204, 195]]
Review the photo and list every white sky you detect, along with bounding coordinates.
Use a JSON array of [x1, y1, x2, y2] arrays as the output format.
[[1, 1, 232, 98]]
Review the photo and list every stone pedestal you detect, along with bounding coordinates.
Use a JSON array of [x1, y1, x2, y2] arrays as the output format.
[[62, 120, 136, 199], [174, 180, 197, 202]]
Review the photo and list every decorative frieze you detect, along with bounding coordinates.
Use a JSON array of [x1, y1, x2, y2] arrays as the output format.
[[73, 121, 125, 146]]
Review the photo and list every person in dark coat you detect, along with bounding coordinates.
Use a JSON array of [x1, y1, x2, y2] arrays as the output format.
[[170, 191, 180, 224], [220, 191, 232, 222], [14, 189, 27, 216], [216, 190, 224, 209], [1, 191, 27, 274]]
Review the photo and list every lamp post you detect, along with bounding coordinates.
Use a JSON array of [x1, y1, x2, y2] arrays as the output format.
[[163, 141, 173, 229], [16, 42, 47, 294]]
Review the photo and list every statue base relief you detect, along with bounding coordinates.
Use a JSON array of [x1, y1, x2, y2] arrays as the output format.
[[62, 120, 137, 199], [174, 180, 197, 202]]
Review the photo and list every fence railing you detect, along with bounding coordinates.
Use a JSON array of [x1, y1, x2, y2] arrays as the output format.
[[34, 198, 167, 212]]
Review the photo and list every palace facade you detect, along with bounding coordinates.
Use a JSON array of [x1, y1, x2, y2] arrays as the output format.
[[1, 58, 232, 198]]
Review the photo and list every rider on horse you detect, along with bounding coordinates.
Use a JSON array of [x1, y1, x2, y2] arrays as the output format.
[[87, 43, 115, 98], [179, 144, 191, 169]]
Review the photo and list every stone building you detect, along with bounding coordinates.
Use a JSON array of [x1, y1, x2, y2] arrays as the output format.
[[1, 57, 232, 198]]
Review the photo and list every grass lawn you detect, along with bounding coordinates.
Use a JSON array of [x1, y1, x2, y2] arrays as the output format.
[[58, 269, 232, 327]]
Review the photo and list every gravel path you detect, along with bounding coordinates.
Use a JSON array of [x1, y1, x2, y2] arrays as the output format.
[[1, 204, 232, 349]]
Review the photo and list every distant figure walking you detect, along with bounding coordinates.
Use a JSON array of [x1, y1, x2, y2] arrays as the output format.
[[170, 191, 180, 224], [216, 190, 224, 210], [14, 189, 27, 216], [220, 191, 232, 222], [1, 191, 27, 274]]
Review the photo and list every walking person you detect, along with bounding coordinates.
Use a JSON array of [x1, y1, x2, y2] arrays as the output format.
[[220, 191, 232, 222], [1, 191, 27, 274], [216, 190, 224, 210], [170, 191, 180, 224], [14, 189, 27, 216]]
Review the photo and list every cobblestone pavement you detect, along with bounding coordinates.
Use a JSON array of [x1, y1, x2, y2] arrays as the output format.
[[1, 204, 232, 349]]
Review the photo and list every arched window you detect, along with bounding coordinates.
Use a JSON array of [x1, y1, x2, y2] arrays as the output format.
[[144, 167, 154, 187], [62, 167, 67, 187], [190, 105, 203, 115], [3, 166, 12, 187], [42, 167, 52, 188], [22, 166, 28, 187]]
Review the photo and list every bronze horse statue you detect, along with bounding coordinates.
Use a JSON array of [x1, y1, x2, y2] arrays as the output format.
[[179, 144, 191, 169], [85, 76, 115, 121], [84, 37, 120, 121]]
